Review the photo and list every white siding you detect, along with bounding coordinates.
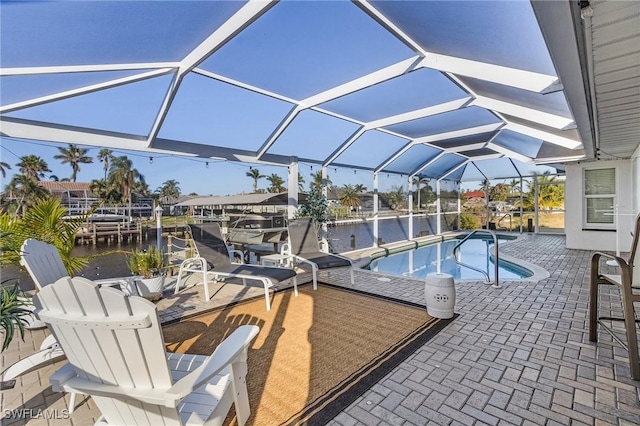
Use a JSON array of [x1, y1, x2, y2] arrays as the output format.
[[565, 159, 636, 251]]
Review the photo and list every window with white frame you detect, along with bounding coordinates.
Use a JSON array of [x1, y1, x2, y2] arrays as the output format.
[[584, 168, 616, 229]]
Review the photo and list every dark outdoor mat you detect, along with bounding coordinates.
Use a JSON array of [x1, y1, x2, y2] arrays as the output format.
[[163, 284, 455, 426]]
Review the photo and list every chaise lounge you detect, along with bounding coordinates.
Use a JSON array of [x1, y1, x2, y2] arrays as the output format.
[[175, 222, 298, 310]]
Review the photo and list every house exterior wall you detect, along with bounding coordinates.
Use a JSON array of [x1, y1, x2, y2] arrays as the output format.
[[565, 159, 636, 251]]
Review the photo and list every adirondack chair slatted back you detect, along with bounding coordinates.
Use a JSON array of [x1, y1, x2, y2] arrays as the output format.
[[20, 239, 68, 291], [190, 223, 233, 267], [288, 218, 320, 255], [34, 276, 179, 425]]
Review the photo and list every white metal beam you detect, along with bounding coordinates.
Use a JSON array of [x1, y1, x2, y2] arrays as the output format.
[[366, 97, 471, 129], [486, 142, 533, 163], [358, 1, 562, 94], [460, 153, 503, 161], [145, 2, 277, 147], [0, 117, 149, 150], [256, 106, 303, 158], [420, 53, 561, 93], [472, 96, 575, 130], [299, 56, 422, 107], [1, 68, 175, 113], [193, 68, 298, 105], [442, 142, 488, 153], [145, 72, 181, 147], [409, 151, 446, 177], [323, 127, 367, 167], [0, 62, 180, 76], [356, 1, 428, 56], [375, 140, 416, 173], [413, 122, 503, 144], [502, 121, 582, 150], [178, 1, 276, 75], [439, 159, 469, 181]]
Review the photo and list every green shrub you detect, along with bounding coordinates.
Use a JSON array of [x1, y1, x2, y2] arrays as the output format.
[[128, 246, 167, 279], [459, 213, 481, 230]]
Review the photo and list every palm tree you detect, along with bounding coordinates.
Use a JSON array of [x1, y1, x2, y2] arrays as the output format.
[[297, 172, 305, 192], [0, 161, 11, 178], [89, 178, 116, 203], [0, 198, 88, 273], [133, 178, 150, 197], [246, 168, 265, 193], [5, 174, 48, 216], [97, 148, 113, 180], [386, 185, 405, 211], [53, 144, 93, 182], [16, 155, 51, 181], [310, 170, 332, 190], [158, 179, 181, 199], [412, 177, 429, 211], [354, 183, 367, 193], [266, 173, 285, 193], [108, 156, 145, 216], [339, 184, 360, 214], [534, 174, 564, 210], [508, 178, 521, 196]]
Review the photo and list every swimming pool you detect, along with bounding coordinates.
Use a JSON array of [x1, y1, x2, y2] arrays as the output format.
[[365, 236, 533, 280]]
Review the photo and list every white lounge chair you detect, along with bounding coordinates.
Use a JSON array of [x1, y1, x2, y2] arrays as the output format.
[[34, 276, 259, 426], [175, 223, 298, 310]]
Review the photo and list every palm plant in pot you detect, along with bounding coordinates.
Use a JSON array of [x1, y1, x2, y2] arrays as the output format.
[[1, 280, 30, 352], [127, 246, 167, 301]]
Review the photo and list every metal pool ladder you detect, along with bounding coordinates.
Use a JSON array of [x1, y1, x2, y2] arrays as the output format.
[[452, 229, 501, 288]]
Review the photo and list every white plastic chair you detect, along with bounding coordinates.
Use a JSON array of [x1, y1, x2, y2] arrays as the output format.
[[2, 239, 130, 411], [34, 276, 259, 426]]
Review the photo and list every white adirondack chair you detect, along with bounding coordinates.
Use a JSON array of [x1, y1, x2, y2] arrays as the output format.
[[3, 239, 131, 411], [34, 276, 259, 426], [20, 238, 132, 294]]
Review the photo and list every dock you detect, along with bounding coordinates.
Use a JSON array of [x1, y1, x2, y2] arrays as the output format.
[[76, 221, 143, 245]]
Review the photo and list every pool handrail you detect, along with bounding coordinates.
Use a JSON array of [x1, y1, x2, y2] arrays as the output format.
[[452, 229, 500, 288], [497, 214, 512, 231]]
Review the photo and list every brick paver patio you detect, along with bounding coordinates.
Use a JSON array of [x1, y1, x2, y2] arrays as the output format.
[[2, 233, 639, 425]]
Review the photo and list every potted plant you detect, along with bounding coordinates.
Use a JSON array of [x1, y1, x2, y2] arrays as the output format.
[[127, 246, 167, 301], [1, 281, 30, 352]]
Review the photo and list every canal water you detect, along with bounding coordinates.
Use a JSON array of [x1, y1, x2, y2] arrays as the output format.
[[3, 217, 443, 292]]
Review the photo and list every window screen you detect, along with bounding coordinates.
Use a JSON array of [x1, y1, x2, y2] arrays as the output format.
[[584, 168, 615, 227]]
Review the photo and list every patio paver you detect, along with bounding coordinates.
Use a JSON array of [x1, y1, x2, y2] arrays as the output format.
[[2, 234, 640, 425]]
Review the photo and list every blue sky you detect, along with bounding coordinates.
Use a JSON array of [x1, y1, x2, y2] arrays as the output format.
[[0, 136, 412, 196], [0, 1, 554, 196]]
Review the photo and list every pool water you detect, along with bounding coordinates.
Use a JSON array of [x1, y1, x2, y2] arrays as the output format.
[[366, 238, 533, 280]]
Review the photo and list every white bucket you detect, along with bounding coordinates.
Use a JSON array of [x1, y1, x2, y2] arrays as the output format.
[[424, 272, 456, 319]]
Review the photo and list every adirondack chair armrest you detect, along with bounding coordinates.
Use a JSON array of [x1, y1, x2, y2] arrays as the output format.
[[52, 373, 174, 406], [164, 325, 259, 407], [50, 363, 79, 392], [52, 364, 176, 406]]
